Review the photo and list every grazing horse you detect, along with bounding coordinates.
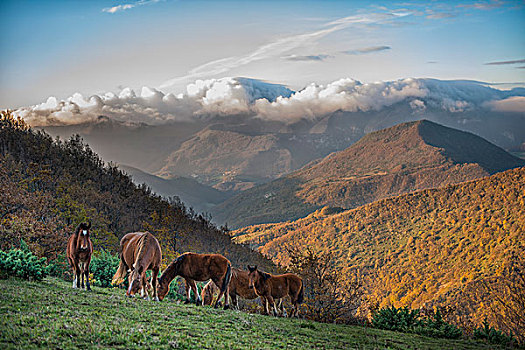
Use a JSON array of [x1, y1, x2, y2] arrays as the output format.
[[111, 232, 162, 301], [67, 222, 93, 290], [201, 268, 258, 309], [247, 265, 303, 317], [157, 252, 232, 309]]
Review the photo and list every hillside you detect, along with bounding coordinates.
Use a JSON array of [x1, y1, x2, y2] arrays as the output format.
[[120, 165, 232, 213], [0, 278, 499, 350], [233, 167, 525, 334], [213, 120, 525, 228], [0, 111, 273, 270]]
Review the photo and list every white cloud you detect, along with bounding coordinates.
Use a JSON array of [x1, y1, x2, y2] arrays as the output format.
[[485, 96, 525, 113], [102, 0, 160, 14], [14, 77, 524, 126]]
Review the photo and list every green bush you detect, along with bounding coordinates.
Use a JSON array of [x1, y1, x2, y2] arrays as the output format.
[[473, 320, 515, 345], [90, 250, 120, 288], [46, 253, 70, 279], [415, 310, 462, 339], [0, 247, 48, 281], [372, 307, 462, 339], [372, 306, 420, 332]]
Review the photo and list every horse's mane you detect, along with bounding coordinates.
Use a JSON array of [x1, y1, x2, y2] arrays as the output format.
[[134, 232, 151, 271], [159, 253, 184, 286], [258, 270, 271, 281]]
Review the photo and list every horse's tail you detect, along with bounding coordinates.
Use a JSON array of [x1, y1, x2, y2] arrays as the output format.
[[297, 281, 304, 305], [221, 262, 232, 293], [112, 259, 127, 285]]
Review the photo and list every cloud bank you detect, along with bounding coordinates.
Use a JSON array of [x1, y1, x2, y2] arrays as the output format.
[[14, 78, 524, 126]]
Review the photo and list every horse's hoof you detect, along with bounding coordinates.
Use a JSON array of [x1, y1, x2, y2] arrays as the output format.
[[184, 299, 191, 304], [223, 304, 230, 310], [154, 297, 159, 302]]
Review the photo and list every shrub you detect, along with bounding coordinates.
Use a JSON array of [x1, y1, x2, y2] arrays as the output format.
[[474, 320, 515, 345], [0, 247, 48, 281], [415, 309, 462, 339], [372, 306, 420, 332], [90, 250, 120, 288], [372, 307, 462, 339], [46, 253, 70, 279]]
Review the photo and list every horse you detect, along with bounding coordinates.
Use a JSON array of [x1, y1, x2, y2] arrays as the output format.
[[201, 268, 258, 309], [247, 265, 304, 317], [157, 252, 232, 309], [67, 222, 93, 290], [111, 231, 162, 301]]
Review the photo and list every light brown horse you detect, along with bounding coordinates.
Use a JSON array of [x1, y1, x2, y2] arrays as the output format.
[[67, 222, 93, 290], [247, 265, 303, 317], [201, 268, 258, 309], [112, 231, 162, 301], [157, 252, 232, 309]]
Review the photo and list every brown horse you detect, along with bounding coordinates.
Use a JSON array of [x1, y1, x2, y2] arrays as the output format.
[[247, 265, 304, 317], [157, 252, 232, 309], [111, 232, 162, 301], [67, 222, 93, 290], [201, 268, 258, 309]]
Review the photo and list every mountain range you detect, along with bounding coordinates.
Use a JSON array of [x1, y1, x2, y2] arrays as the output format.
[[211, 120, 525, 228], [34, 78, 525, 194]]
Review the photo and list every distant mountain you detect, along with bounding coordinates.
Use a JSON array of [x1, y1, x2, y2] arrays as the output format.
[[119, 165, 232, 213], [232, 167, 525, 330], [212, 120, 525, 228]]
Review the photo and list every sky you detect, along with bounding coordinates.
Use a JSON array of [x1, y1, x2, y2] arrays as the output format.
[[1, 0, 524, 109]]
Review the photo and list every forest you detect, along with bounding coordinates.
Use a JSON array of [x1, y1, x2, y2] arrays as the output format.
[[0, 110, 273, 273], [234, 167, 525, 341]]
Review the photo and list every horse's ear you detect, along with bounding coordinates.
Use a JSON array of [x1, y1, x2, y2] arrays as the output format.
[[87, 222, 91, 229], [254, 265, 258, 271], [247, 265, 255, 272]]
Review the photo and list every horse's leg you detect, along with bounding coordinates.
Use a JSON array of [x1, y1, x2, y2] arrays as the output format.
[[266, 295, 278, 317], [188, 280, 201, 306], [263, 296, 270, 315], [85, 258, 92, 291], [71, 260, 77, 288], [183, 278, 192, 304], [231, 293, 238, 310], [152, 267, 159, 301], [75, 261, 81, 289], [214, 287, 225, 309]]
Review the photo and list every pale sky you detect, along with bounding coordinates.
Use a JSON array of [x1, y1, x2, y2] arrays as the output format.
[[1, 0, 524, 109]]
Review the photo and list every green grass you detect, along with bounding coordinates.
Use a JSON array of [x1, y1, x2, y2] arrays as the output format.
[[0, 278, 497, 350]]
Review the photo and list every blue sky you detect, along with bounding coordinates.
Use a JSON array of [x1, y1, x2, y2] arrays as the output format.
[[1, 0, 524, 109]]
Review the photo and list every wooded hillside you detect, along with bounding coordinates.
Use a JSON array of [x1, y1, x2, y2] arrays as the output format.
[[233, 167, 525, 336], [0, 111, 273, 270]]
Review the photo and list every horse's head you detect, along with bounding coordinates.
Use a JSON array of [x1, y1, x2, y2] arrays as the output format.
[[126, 269, 142, 297], [202, 283, 216, 306], [247, 265, 258, 289], [76, 222, 91, 250], [156, 276, 170, 301]]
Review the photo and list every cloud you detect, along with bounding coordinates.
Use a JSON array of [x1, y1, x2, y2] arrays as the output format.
[[281, 54, 333, 62], [485, 58, 525, 65], [342, 46, 391, 55], [485, 96, 525, 113], [426, 12, 456, 19], [458, 0, 506, 10], [102, 0, 159, 14], [159, 11, 410, 88], [14, 78, 524, 126]]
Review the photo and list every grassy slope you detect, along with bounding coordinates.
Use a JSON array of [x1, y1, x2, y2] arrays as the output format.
[[0, 278, 495, 350]]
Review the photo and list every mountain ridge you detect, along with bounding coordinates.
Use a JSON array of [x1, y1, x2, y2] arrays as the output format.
[[212, 120, 525, 228]]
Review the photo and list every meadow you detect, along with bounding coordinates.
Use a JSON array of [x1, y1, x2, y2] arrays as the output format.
[[0, 277, 501, 350]]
